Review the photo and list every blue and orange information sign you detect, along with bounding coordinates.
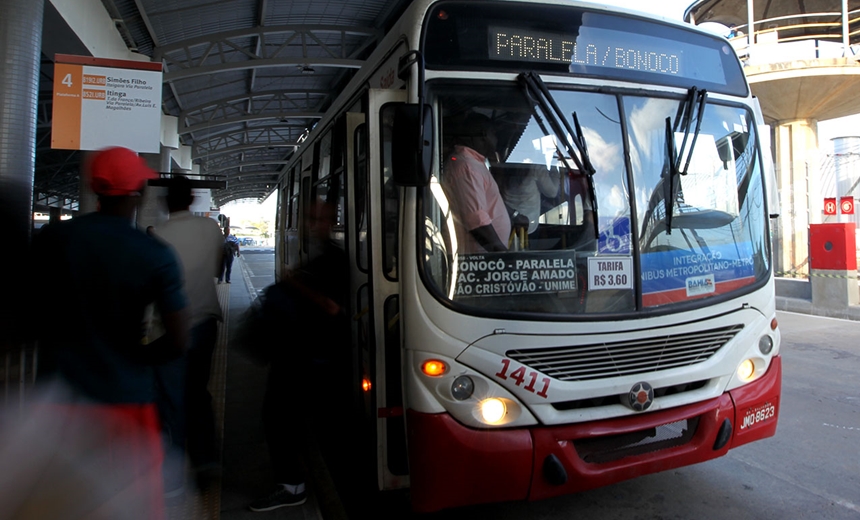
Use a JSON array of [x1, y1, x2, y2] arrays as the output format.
[[52, 54, 162, 153]]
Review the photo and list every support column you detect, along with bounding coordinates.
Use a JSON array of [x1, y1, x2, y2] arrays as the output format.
[[747, 0, 755, 45], [774, 119, 819, 277], [0, 0, 44, 343], [0, 0, 43, 247], [843, 0, 850, 57]]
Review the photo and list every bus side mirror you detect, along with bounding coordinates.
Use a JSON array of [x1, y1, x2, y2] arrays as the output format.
[[392, 104, 433, 187]]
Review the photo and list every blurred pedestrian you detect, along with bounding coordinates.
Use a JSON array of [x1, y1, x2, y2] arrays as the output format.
[[247, 201, 348, 512], [218, 226, 241, 283], [20, 146, 189, 520], [153, 176, 225, 495]]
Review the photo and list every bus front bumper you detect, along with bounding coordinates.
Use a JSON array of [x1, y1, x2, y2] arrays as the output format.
[[406, 355, 781, 513]]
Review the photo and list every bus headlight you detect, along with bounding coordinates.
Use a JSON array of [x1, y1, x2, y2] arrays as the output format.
[[758, 335, 774, 355], [737, 359, 755, 381], [479, 398, 506, 424], [451, 376, 474, 401]]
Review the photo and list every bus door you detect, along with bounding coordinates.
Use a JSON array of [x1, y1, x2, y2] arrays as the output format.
[[279, 165, 301, 278], [341, 109, 370, 433], [361, 88, 409, 491]]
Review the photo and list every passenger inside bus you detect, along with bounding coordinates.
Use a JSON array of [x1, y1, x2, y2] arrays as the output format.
[[495, 164, 558, 249], [440, 112, 511, 253], [489, 112, 597, 252]]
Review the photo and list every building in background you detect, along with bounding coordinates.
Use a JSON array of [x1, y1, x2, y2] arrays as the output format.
[[686, 0, 860, 276]]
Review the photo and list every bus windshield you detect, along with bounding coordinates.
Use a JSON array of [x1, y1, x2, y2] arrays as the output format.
[[421, 82, 770, 316]]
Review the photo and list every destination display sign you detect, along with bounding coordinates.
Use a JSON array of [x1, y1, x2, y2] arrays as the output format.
[[488, 25, 726, 85], [424, 3, 748, 96], [454, 251, 578, 297]]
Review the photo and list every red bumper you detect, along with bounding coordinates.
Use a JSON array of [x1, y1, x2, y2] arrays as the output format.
[[407, 356, 781, 513]]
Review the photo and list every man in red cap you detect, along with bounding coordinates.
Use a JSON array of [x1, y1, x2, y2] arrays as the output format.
[[24, 146, 190, 519]]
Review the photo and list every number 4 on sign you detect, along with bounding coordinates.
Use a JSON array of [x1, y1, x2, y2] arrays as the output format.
[[62, 73, 73, 88]]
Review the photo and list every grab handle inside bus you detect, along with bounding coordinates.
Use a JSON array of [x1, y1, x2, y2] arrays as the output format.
[[392, 103, 433, 186]]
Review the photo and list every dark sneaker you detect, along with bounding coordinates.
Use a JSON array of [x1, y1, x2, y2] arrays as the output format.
[[248, 485, 307, 512]]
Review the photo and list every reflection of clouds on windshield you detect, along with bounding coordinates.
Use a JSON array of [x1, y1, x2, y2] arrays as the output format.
[[606, 185, 627, 216], [583, 126, 627, 218], [627, 98, 672, 171], [627, 97, 676, 216], [583, 127, 621, 173]]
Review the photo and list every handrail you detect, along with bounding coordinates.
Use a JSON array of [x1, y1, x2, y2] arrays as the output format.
[[735, 9, 860, 34], [724, 10, 860, 62]]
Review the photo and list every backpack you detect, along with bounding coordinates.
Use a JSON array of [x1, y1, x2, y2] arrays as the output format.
[[223, 238, 238, 256]]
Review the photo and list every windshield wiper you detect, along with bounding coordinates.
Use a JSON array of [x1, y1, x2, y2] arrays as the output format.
[[664, 87, 708, 234], [674, 87, 708, 175], [664, 117, 678, 234], [518, 72, 598, 239]]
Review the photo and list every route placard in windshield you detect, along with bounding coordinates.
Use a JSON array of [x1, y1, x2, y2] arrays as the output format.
[[454, 251, 578, 297]]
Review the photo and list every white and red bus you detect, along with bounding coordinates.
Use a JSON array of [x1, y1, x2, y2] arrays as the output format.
[[274, 0, 781, 512]]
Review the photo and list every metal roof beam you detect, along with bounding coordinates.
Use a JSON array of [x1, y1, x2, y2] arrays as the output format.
[[216, 187, 270, 198], [154, 25, 379, 58], [194, 142, 297, 160], [206, 163, 286, 175], [180, 90, 328, 131], [180, 89, 329, 120], [221, 177, 275, 188], [192, 126, 304, 157], [201, 150, 289, 170], [216, 185, 272, 197], [155, 25, 379, 82], [164, 56, 364, 82], [181, 112, 323, 135]]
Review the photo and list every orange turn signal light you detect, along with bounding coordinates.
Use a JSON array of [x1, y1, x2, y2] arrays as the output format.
[[770, 317, 778, 330], [421, 360, 447, 377], [362, 378, 372, 392]]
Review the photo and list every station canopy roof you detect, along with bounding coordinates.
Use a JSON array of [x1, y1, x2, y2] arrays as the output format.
[[685, 0, 860, 32], [37, 0, 412, 211]]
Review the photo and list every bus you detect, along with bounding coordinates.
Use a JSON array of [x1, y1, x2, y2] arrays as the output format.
[[274, 0, 782, 513]]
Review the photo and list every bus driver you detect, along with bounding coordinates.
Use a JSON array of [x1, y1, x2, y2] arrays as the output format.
[[441, 112, 511, 254]]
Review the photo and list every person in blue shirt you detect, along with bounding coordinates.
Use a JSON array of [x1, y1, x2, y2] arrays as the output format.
[[218, 227, 241, 283], [25, 146, 189, 519]]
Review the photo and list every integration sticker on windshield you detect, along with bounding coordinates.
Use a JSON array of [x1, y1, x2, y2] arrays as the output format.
[[454, 251, 577, 297], [641, 242, 757, 306]]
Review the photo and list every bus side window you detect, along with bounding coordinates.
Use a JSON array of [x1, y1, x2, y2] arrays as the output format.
[[355, 124, 369, 273], [381, 104, 399, 280]]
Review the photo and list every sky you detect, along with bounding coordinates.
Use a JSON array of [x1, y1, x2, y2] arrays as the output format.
[[597, 0, 693, 20], [219, 192, 277, 223], [220, 0, 857, 214]]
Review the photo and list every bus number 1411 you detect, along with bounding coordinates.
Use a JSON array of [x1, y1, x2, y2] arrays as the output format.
[[495, 359, 550, 398]]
